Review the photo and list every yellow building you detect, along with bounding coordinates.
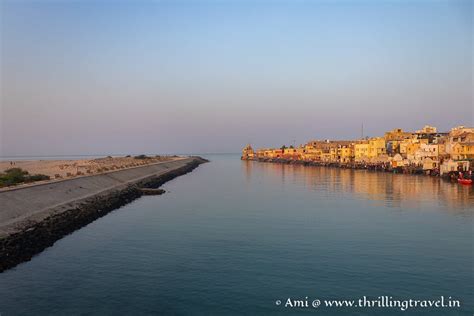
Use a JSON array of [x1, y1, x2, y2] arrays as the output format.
[[303, 145, 322, 161], [321, 150, 333, 162], [256, 149, 264, 158], [241, 144, 255, 159], [305, 140, 351, 163], [269, 149, 283, 158], [384, 128, 413, 141], [451, 142, 474, 161], [368, 137, 386, 159], [400, 139, 422, 158], [399, 140, 409, 157], [337, 145, 354, 163], [256, 148, 283, 159], [296, 146, 306, 159], [282, 147, 297, 158], [447, 129, 474, 156], [405, 142, 421, 162], [355, 141, 369, 162], [330, 147, 339, 162]]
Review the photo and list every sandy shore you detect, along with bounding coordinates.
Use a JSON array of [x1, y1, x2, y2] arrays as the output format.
[[0, 156, 178, 186]]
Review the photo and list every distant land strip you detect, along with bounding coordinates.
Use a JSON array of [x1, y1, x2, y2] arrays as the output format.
[[242, 125, 473, 180]]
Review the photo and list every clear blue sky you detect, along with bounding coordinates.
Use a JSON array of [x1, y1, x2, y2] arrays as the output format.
[[1, 0, 472, 155]]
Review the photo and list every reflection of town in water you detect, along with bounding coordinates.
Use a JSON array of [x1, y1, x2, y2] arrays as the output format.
[[242, 160, 474, 212]]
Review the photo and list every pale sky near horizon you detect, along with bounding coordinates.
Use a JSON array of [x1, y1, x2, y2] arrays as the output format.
[[1, 0, 472, 156]]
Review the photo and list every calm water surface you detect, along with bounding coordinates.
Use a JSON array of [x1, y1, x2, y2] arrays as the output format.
[[0, 154, 473, 315]]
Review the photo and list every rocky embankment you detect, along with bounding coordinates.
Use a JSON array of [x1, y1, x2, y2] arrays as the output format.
[[0, 156, 208, 272]]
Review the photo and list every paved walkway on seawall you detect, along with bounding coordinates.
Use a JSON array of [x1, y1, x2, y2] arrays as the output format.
[[0, 158, 195, 236]]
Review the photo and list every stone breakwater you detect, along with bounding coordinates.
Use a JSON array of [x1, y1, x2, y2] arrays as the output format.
[[0, 157, 208, 272]]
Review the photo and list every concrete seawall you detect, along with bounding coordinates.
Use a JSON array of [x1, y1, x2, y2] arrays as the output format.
[[0, 157, 208, 272]]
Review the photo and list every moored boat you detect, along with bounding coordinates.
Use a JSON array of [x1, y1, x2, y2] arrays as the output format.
[[458, 178, 473, 185], [457, 172, 473, 185]]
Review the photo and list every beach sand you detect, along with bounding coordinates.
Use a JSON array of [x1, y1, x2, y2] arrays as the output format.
[[0, 156, 178, 186]]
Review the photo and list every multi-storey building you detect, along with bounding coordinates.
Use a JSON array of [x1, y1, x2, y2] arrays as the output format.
[[368, 137, 386, 159], [337, 144, 354, 163], [354, 141, 369, 162], [241, 144, 255, 159]]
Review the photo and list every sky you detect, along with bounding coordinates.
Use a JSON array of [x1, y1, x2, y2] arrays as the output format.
[[0, 0, 472, 156]]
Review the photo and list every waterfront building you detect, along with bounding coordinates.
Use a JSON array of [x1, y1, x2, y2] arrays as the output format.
[[306, 140, 352, 163], [399, 140, 409, 157], [406, 143, 422, 162], [451, 142, 474, 161], [269, 149, 283, 158], [440, 159, 470, 174], [256, 149, 266, 159], [391, 153, 408, 168], [368, 137, 386, 159], [413, 143, 444, 170], [447, 129, 474, 160], [282, 146, 306, 160], [242, 144, 255, 159], [422, 158, 437, 171], [384, 128, 414, 156], [282, 147, 297, 159], [445, 127, 473, 155], [256, 148, 283, 159], [296, 146, 306, 160], [303, 145, 322, 161], [319, 151, 331, 162], [337, 144, 354, 163], [400, 138, 422, 160], [355, 141, 369, 162]]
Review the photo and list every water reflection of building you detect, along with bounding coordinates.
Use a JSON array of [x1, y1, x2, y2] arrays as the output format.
[[242, 160, 474, 211], [242, 160, 253, 184]]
